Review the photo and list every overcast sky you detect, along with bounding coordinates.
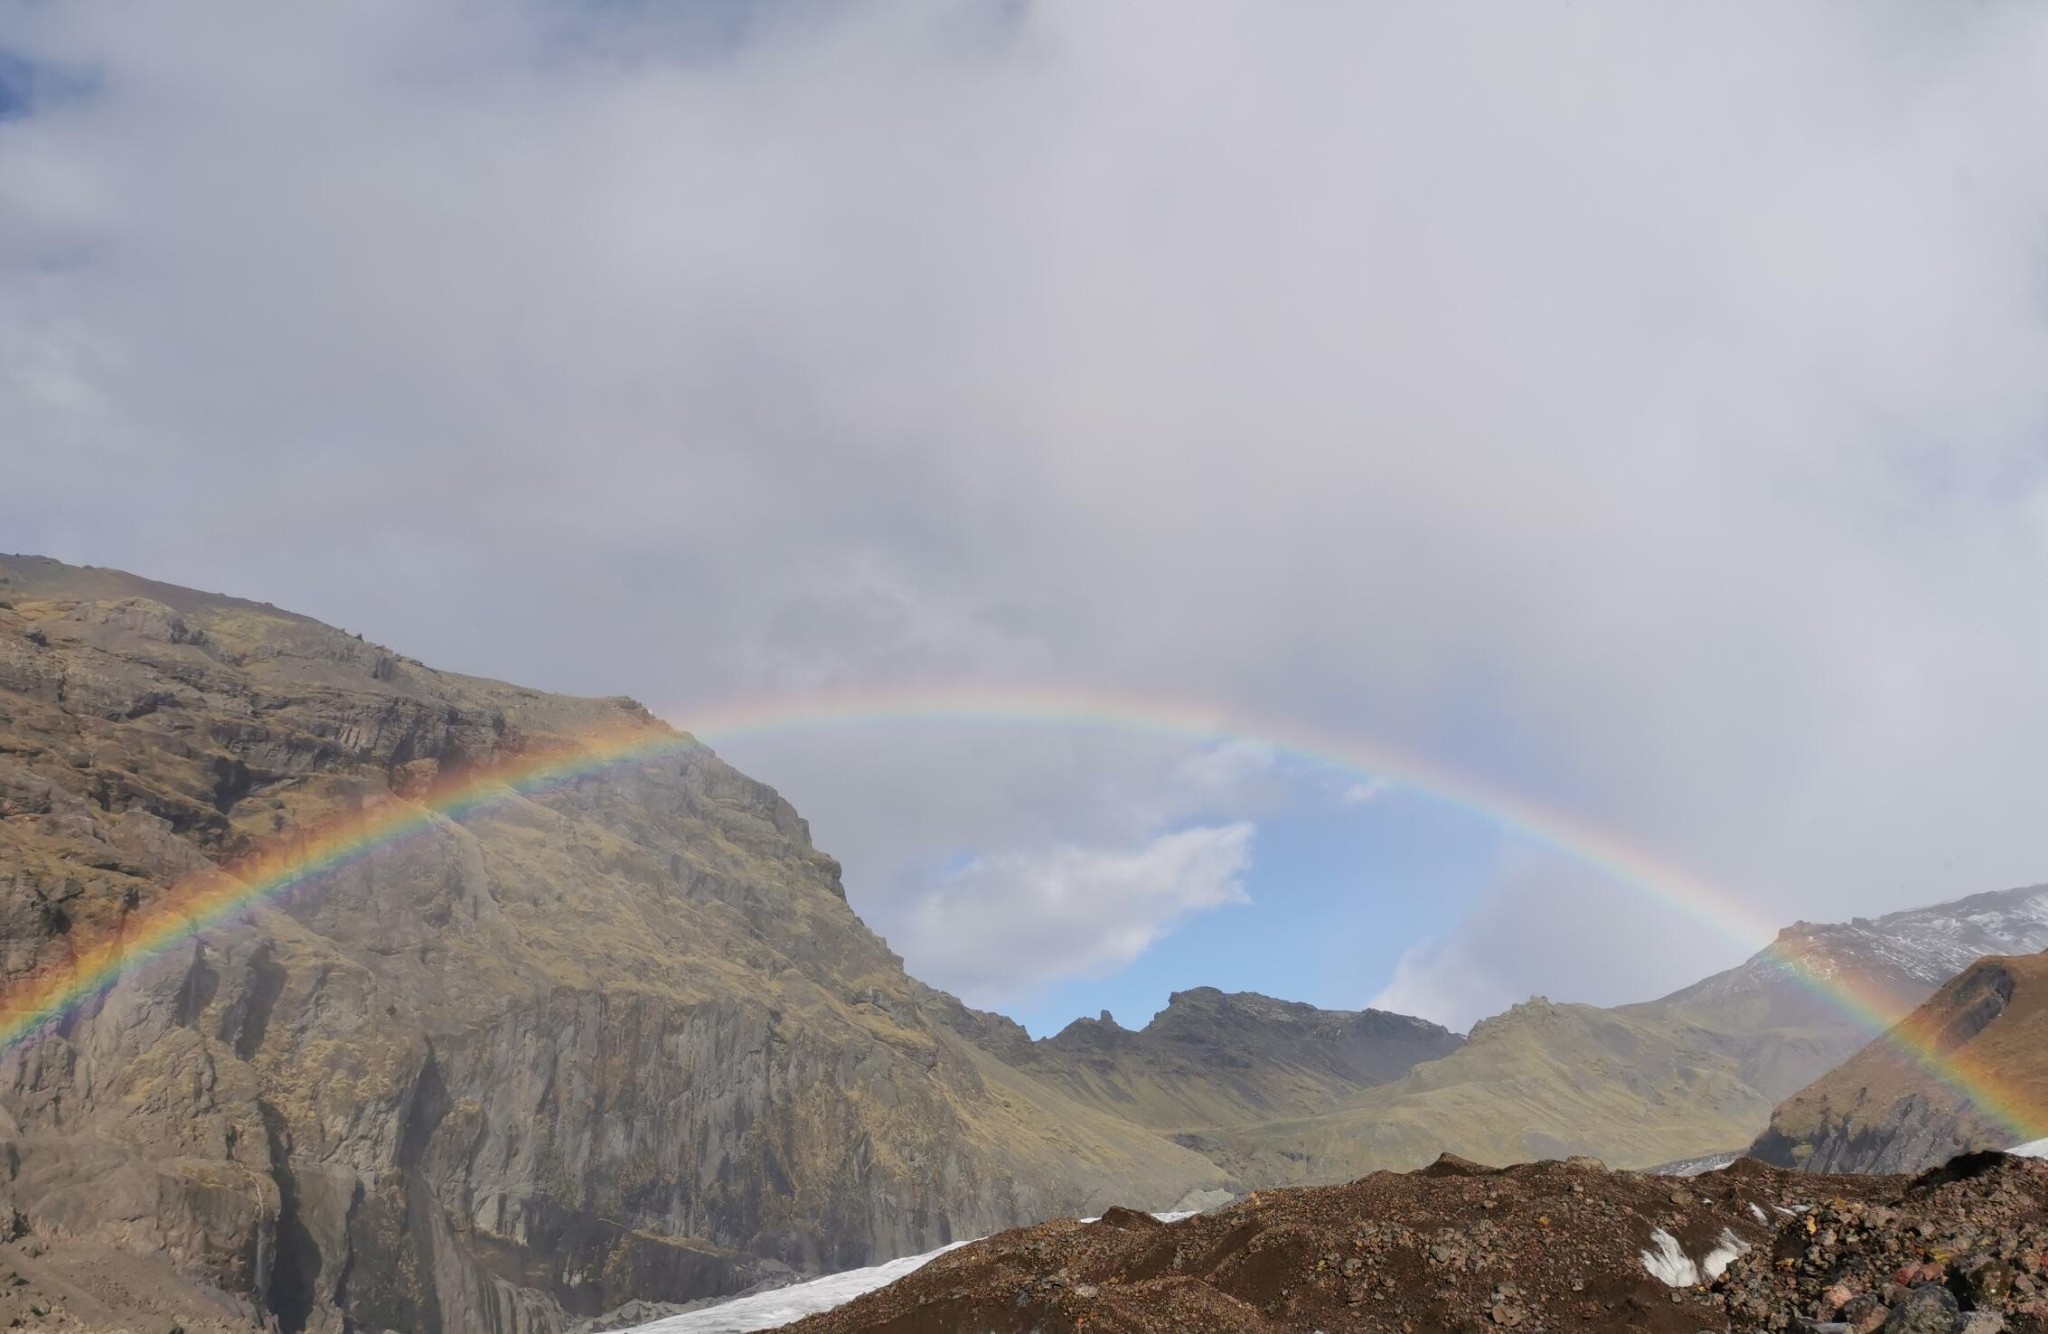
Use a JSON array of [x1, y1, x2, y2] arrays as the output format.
[[5, 1, 2048, 1033]]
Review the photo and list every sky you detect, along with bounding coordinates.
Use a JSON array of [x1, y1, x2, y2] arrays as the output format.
[[4, 1, 2048, 1035]]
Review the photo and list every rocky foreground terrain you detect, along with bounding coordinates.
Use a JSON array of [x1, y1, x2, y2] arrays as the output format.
[[784, 1151, 2048, 1334]]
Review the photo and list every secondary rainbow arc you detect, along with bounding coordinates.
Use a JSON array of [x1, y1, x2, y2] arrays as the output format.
[[0, 684, 2037, 1148]]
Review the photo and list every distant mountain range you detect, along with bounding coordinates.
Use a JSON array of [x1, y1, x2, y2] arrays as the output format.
[[0, 554, 2039, 1333], [1164, 885, 2048, 1185], [1020, 988, 1465, 1134]]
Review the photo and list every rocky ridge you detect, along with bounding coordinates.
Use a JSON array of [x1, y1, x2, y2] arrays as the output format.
[[1017, 987, 1464, 1135]]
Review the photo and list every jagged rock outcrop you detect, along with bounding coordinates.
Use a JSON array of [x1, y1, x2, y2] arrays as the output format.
[[1016, 987, 1462, 1135], [1750, 953, 2048, 1174], [0, 555, 1227, 1333]]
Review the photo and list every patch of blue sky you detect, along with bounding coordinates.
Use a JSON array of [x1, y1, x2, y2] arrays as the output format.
[[0, 49, 103, 121], [0, 52, 27, 121], [1011, 785, 1507, 1037]]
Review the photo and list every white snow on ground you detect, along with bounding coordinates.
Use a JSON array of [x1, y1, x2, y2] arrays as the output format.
[[1646, 1150, 1742, 1178], [1640, 1227, 1751, 1287], [1699, 1230, 1754, 1281], [2012, 1138, 2048, 1159], [625, 1241, 974, 1333], [628, 1214, 1197, 1333], [1639, 1229, 1695, 1287]]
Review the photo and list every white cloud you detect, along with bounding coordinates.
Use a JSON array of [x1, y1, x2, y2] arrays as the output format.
[[1339, 779, 1390, 807], [895, 823, 1254, 1006], [1169, 741, 1278, 803]]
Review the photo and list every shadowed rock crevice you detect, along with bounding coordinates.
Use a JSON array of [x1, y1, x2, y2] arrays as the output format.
[[175, 944, 221, 1028], [259, 1099, 324, 1334], [399, 1054, 451, 1173], [227, 946, 287, 1062]]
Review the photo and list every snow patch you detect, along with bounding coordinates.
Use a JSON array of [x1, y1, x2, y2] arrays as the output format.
[[1646, 1150, 1742, 1177], [628, 1213, 1198, 1332], [1640, 1230, 1696, 1286], [2011, 1138, 2048, 1159], [626, 1241, 974, 1333], [1702, 1229, 1753, 1280], [1641, 1227, 1751, 1287]]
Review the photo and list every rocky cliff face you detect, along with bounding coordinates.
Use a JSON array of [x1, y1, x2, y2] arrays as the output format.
[[0, 555, 1226, 1333], [1750, 953, 2048, 1174], [1019, 987, 1462, 1135]]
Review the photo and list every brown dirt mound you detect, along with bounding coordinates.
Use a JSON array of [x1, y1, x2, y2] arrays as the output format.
[[785, 1152, 2048, 1333]]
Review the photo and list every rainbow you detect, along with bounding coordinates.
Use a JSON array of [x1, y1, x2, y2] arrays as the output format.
[[0, 722, 696, 1052], [678, 686, 2048, 1142], [3, 682, 2040, 1147]]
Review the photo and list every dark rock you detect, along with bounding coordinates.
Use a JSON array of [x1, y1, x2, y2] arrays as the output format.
[[1953, 1254, 2015, 1309], [1884, 1284, 1962, 1334]]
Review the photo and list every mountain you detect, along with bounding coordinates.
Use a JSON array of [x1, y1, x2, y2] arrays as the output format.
[[1186, 886, 2048, 1184], [0, 555, 1229, 1332], [1015, 987, 1463, 1135], [1750, 952, 2048, 1173], [8, 553, 2047, 1332], [1197, 995, 1781, 1181], [1639, 887, 2048, 1099]]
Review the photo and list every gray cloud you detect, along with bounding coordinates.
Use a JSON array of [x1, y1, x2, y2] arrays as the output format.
[[4, 1, 2048, 1022], [1371, 857, 1741, 1033]]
